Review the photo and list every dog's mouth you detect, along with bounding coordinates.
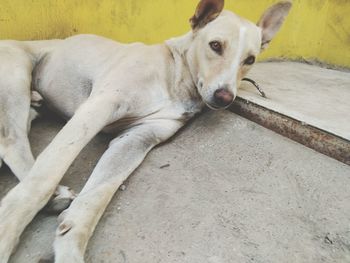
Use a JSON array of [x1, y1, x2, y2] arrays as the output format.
[[205, 101, 234, 111]]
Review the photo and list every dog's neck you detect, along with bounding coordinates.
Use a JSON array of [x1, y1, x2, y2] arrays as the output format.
[[165, 32, 203, 113]]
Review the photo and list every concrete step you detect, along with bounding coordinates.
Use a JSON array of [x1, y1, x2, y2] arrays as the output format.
[[2, 111, 349, 263], [233, 61, 350, 165]]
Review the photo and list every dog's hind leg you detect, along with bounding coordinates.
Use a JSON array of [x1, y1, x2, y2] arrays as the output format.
[[53, 120, 182, 262], [0, 95, 118, 262], [0, 52, 37, 180], [0, 102, 75, 214], [0, 52, 75, 214]]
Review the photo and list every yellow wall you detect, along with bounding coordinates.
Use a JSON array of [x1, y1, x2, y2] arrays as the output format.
[[0, 0, 349, 67]]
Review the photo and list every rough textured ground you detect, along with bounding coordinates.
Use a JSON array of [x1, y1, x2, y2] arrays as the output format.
[[1, 111, 349, 263], [239, 62, 350, 141]]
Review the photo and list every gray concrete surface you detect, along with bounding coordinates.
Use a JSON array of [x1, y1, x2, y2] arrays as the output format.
[[239, 62, 350, 141], [1, 111, 350, 263]]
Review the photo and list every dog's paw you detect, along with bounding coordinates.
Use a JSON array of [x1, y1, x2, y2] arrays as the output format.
[[44, 186, 77, 214], [31, 91, 43, 108]]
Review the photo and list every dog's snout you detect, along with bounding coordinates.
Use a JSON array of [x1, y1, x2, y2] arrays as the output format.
[[214, 88, 234, 107]]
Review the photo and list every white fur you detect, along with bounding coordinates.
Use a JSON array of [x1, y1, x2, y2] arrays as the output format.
[[0, 1, 291, 262]]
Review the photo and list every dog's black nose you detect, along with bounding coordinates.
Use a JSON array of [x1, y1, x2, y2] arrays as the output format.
[[214, 88, 234, 107]]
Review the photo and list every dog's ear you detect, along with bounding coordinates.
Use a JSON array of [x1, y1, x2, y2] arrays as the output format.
[[190, 0, 225, 30], [257, 1, 292, 51]]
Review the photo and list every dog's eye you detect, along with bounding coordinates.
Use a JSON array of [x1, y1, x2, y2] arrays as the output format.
[[209, 41, 223, 54], [244, 56, 256, 65]]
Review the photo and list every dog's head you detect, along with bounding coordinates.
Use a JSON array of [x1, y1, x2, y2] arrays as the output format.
[[188, 0, 292, 109]]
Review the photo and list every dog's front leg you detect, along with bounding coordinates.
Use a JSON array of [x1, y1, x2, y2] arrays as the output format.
[[0, 96, 118, 263], [53, 120, 182, 263]]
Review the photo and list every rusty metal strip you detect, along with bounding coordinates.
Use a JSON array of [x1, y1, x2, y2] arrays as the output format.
[[230, 97, 350, 166]]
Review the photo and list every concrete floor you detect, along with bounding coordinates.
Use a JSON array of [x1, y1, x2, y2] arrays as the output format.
[[1, 111, 350, 263], [239, 62, 350, 141]]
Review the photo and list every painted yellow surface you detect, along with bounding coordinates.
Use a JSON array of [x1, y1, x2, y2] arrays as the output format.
[[0, 0, 349, 67]]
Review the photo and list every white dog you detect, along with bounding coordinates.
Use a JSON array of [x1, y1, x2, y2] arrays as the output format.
[[0, 0, 292, 262]]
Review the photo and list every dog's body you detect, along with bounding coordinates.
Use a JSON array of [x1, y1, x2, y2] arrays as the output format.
[[0, 1, 291, 262]]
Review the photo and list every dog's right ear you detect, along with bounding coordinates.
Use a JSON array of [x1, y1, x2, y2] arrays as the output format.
[[190, 0, 225, 30], [257, 1, 292, 51]]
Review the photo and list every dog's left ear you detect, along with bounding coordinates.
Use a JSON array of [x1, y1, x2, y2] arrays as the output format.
[[190, 0, 225, 30], [258, 1, 292, 51]]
